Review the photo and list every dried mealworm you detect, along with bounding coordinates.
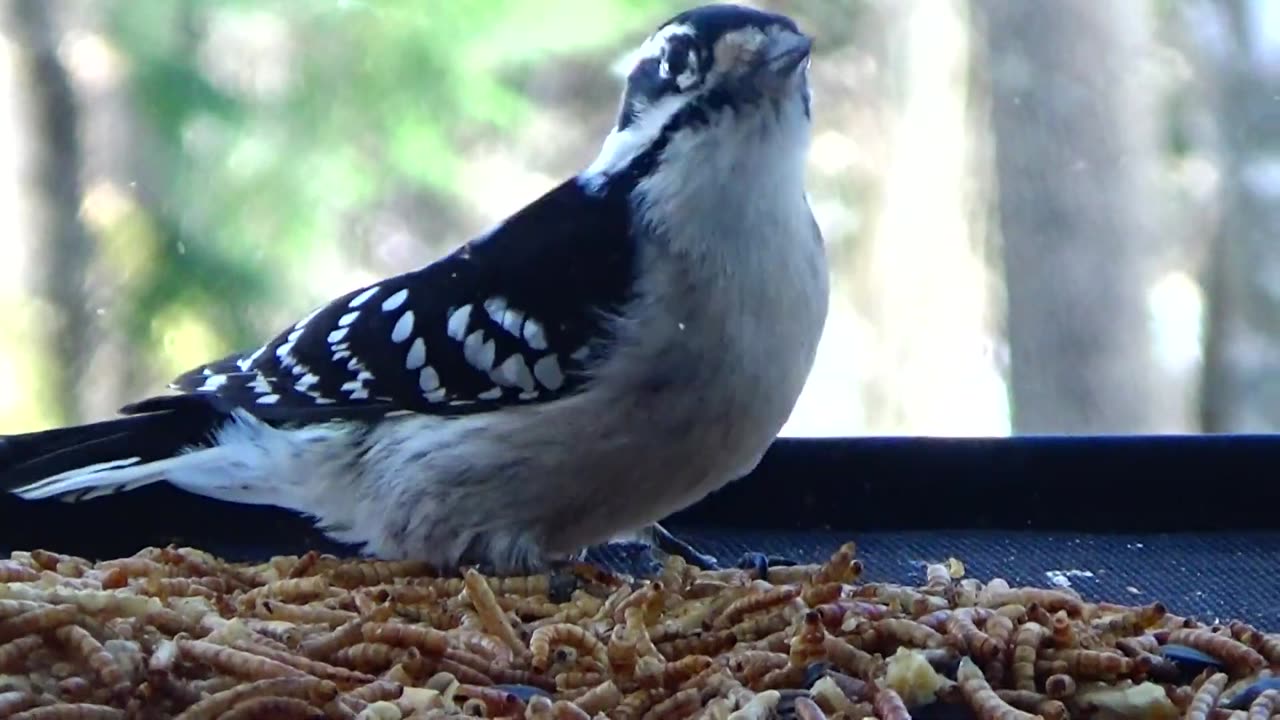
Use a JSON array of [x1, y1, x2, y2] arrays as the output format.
[[27, 549, 90, 575], [1037, 648, 1133, 679], [872, 685, 912, 720], [1229, 622, 1280, 665], [174, 677, 338, 720], [300, 618, 366, 660], [625, 606, 663, 661], [815, 543, 860, 585], [226, 639, 376, 687], [948, 609, 1003, 662], [1049, 611, 1076, 648], [7, 706, 125, 720], [792, 695, 830, 720], [550, 699, 593, 720], [613, 581, 665, 626], [447, 630, 514, 664], [529, 622, 609, 671], [822, 636, 878, 679], [343, 680, 404, 705], [331, 560, 430, 589], [558, 670, 608, 691], [462, 569, 526, 657], [0, 634, 44, 672], [95, 558, 176, 580], [727, 651, 789, 684], [957, 657, 1039, 720], [0, 691, 46, 716], [656, 631, 735, 660], [640, 687, 699, 720], [994, 690, 1067, 720], [238, 576, 335, 611], [574, 680, 623, 715], [729, 689, 782, 720], [525, 695, 556, 720], [711, 586, 800, 630], [613, 689, 661, 720], [0, 600, 51, 620], [454, 684, 524, 716], [443, 647, 552, 688], [361, 622, 449, 655], [52, 625, 127, 693], [1043, 673, 1076, 699], [175, 638, 307, 680], [1248, 689, 1279, 720], [407, 651, 493, 687], [790, 611, 829, 667], [0, 604, 78, 643], [1186, 672, 1229, 720], [1167, 629, 1267, 674], [1011, 621, 1047, 692], [608, 624, 641, 676], [864, 617, 947, 651], [808, 676, 861, 715], [0, 562, 39, 583], [217, 696, 327, 720], [980, 587, 1084, 617], [253, 599, 357, 627], [332, 643, 415, 674]]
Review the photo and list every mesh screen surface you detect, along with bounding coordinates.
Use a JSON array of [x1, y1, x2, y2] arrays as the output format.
[[591, 527, 1280, 629], [17, 523, 1263, 629]]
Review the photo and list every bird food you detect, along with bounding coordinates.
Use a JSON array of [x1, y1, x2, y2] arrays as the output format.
[[0, 542, 1275, 719]]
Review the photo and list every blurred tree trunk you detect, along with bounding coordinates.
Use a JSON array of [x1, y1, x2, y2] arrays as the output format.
[[854, 0, 1007, 435], [975, 0, 1164, 433], [1194, 0, 1280, 432], [7, 0, 93, 426]]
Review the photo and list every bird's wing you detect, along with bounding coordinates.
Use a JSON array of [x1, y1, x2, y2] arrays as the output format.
[[134, 178, 638, 424]]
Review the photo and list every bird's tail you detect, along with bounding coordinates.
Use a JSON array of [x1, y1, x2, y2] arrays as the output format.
[[0, 395, 228, 502]]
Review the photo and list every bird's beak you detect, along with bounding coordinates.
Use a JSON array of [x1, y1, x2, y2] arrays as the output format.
[[757, 30, 812, 94]]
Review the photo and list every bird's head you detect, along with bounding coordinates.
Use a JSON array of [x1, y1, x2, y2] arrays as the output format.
[[583, 4, 813, 193]]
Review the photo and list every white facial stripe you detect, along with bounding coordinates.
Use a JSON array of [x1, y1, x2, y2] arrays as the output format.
[[636, 22, 695, 62], [674, 49, 700, 89], [582, 92, 690, 187]]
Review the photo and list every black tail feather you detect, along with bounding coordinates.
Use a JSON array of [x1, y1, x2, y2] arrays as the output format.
[[0, 395, 227, 493]]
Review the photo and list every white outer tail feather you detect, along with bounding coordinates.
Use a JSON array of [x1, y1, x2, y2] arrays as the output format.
[[10, 410, 348, 511], [14, 447, 246, 503], [15, 456, 144, 499]]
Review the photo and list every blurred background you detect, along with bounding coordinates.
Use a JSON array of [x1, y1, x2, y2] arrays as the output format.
[[0, 0, 1276, 438]]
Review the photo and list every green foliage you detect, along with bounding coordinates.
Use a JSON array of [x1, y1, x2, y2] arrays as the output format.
[[98, 0, 678, 366]]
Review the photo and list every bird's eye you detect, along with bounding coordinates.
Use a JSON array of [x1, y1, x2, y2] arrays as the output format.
[[659, 38, 701, 91]]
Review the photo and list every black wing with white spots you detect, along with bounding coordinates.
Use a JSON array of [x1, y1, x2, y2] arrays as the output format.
[[156, 177, 637, 424]]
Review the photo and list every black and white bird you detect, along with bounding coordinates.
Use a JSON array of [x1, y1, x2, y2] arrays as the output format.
[[1, 4, 828, 574]]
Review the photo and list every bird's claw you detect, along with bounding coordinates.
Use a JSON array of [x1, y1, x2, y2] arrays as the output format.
[[734, 551, 802, 579], [543, 560, 585, 602], [648, 523, 723, 570], [645, 524, 806, 576]]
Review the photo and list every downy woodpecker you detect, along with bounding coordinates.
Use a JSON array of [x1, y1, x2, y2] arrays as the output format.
[[2, 4, 829, 574]]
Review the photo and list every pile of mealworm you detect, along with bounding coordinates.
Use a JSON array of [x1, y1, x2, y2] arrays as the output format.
[[0, 542, 1277, 720]]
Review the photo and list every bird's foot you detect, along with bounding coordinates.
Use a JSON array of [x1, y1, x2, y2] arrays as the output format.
[[734, 550, 801, 579], [647, 524, 804, 578], [543, 557, 630, 601], [544, 560, 581, 603], [648, 523, 723, 570]]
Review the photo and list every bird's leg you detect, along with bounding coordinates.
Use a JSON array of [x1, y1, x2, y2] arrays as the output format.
[[647, 523, 723, 570], [734, 551, 801, 580], [466, 552, 585, 603], [543, 559, 582, 603], [647, 525, 803, 578]]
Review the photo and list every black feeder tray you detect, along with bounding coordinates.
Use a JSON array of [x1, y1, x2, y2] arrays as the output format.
[[2, 434, 1278, 630]]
